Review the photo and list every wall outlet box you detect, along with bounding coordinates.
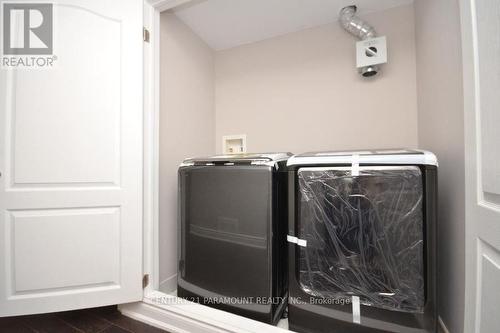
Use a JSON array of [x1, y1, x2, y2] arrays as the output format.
[[356, 36, 387, 68], [222, 134, 247, 154]]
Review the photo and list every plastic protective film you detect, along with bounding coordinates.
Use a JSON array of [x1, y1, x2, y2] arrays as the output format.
[[297, 166, 424, 313]]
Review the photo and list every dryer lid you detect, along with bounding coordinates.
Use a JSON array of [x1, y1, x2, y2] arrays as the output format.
[[287, 149, 437, 167]]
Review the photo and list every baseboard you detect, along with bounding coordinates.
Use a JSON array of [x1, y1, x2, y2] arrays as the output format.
[[438, 316, 451, 333], [119, 291, 288, 333], [119, 302, 229, 333], [159, 274, 177, 293]]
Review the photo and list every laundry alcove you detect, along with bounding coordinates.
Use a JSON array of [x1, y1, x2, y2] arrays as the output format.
[[134, 1, 466, 333]]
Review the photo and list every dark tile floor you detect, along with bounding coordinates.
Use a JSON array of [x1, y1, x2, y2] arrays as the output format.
[[0, 306, 170, 333]]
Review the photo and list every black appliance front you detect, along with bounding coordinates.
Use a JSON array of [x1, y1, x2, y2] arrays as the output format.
[[287, 164, 437, 333], [178, 162, 288, 324]]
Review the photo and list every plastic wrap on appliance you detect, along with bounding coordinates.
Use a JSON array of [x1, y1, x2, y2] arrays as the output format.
[[297, 166, 424, 313]]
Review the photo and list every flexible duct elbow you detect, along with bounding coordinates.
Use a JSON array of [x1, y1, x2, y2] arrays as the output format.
[[339, 5, 376, 40], [340, 5, 379, 77]]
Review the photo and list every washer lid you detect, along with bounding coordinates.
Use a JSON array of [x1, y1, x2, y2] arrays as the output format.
[[287, 149, 437, 167], [181, 152, 292, 167]]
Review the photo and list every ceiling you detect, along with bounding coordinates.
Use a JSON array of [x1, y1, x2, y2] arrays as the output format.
[[172, 0, 414, 51]]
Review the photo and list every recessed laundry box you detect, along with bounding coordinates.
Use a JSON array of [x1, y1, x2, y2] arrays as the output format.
[[286, 150, 438, 333], [177, 153, 291, 324]]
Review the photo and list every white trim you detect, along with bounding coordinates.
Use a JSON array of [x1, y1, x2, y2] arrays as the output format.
[[120, 291, 289, 333], [460, 0, 481, 331], [143, 0, 161, 292], [147, 0, 191, 11], [438, 316, 450, 333], [119, 302, 230, 333]]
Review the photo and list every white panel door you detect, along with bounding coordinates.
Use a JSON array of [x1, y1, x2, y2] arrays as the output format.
[[0, 0, 143, 316], [460, 0, 500, 332]]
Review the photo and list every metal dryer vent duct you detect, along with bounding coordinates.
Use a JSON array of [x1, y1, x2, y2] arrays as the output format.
[[339, 5, 379, 77]]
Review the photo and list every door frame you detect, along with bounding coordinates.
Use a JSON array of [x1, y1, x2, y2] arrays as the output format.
[[141, 0, 163, 295], [122, 1, 288, 332], [459, 0, 476, 330]]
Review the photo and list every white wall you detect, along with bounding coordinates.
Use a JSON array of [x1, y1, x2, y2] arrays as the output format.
[[215, 4, 418, 154], [414, 1, 465, 333], [159, 12, 215, 292]]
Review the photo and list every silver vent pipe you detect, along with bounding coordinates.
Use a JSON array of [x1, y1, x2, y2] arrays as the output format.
[[339, 5, 379, 77]]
